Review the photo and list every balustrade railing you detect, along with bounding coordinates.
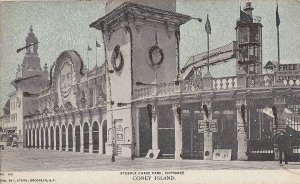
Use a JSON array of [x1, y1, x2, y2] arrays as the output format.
[[213, 76, 237, 90], [133, 73, 300, 100]]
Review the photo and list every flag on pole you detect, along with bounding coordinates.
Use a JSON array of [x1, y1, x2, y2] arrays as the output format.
[[276, 4, 280, 27], [240, 10, 253, 23], [205, 14, 211, 34], [96, 40, 101, 48], [88, 45, 92, 51]]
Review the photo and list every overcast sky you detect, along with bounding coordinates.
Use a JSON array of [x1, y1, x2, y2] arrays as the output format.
[[0, 0, 299, 110]]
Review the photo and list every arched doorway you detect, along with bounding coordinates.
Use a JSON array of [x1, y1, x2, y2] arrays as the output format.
[[68, 124, 73, 151], [41, 128, 44, 149], [62, 125, 66, 151], [92, 121, 99, 153], [75, 125, 81, 152], [32, 128, 35, 148], [45, 127, 49, 149], [29, 129, 32, 148], [56, 125, 60, 150], [36, 127, 40, 148], [102, 120, 107, 154], [83, 122, 89, 153], [50, 126, 54, 150]]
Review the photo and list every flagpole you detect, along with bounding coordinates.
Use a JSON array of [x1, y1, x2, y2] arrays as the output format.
[[277, 20, 280, 66], [96, 39, 98, 67], [207, 31, 210, 73]]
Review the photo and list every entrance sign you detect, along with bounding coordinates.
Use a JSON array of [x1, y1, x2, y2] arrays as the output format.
[[276, 64, 300, 82], [213, 149, 232, 161], [145, 149, 160, 159]]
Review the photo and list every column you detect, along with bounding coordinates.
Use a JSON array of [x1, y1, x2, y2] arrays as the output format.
[[273, 96, 286, 161], [31, 129, 33, 148], [35, 128, 37, 148], [80, 125, 84, 153], [202, 102, 213, 160], [54, 126, 57, 150], [134, 108, 140, 157], [151, 104, 158, 150], [43, 127, 46, 149], [72, 126, 76, 152], [89, 125, 93, 153], [59, 127, 62, 151], [38, 127, 41, 148], [66, 125, 69, 151], [27, 129, 30, 147], [236, 99, 248, 161], [173, 104, 183, 160], [48, 127, 51, 150]]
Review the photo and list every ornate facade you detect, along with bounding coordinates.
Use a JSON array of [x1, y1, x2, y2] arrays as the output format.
[[18, 1, 300, 161]]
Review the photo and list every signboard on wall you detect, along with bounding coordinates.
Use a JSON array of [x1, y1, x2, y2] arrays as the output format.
[[198, 119, 218, 133], [276, 64, 300, 82]]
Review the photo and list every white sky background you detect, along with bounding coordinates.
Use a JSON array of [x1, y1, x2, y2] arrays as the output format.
[[0, 0, 299, 110]]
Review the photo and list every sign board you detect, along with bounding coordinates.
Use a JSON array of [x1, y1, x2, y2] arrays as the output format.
[[198, 119, 218, 133], [213, 149, 232, 161], [276, 64, 300, 82]]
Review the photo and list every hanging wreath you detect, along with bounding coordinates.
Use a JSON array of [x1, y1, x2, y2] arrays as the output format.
[[111, 45, 124, 72], [148, 45, 164, 67]]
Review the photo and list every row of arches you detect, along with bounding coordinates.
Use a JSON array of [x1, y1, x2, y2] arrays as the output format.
[[25, 121, 107, 154]]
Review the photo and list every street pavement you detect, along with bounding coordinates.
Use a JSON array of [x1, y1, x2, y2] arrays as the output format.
[[1, 147, 300, 172]]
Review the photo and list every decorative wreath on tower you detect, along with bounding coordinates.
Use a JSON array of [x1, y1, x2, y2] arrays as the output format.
[[111, 45, 124, 72], [148, 45, 164, 67]]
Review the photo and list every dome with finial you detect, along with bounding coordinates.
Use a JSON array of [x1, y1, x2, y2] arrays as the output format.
[[26, 25, 38, 43]]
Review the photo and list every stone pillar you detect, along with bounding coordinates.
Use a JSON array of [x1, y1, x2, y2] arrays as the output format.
[[89, 125, 93, 153], [66, 125, 69, 151], [73, 126, 76, 152], [38, 127, 41, 148], [35, 128, 37, 148], [134, 108, 140, 157], [173, 104, 183, 160], [236, 99, 248, 161], [48, 127, 51, 149], [54, 126, 57, 150], [59, 127, 62, 151], [31, 129, 34, 148], [202, 102, 213, 160], [273, 96, 286, 161], [150, 104, 159, 150], [80, 125, 84, 153], [43, 128, 46, 149], [99, 122, 103, 154], [27, 129, 30, 147]]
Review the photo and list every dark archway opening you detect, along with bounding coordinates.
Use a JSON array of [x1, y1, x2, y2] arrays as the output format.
[[56, 125, 60, 150], [32, 129, 36, 148], [75, 126, 81, 152], [83, 122, 89, 153], [50, 127, 54, 150], [62, 125, 66, 151], [102, 121, 107, 154], [92, 122, 99, 153], [41, 128, 44, 149], [68, 125, 73, 151], [45, 128, 49, 149]]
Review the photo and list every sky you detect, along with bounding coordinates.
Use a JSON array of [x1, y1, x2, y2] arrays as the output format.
[[0, 0, 299, 110]]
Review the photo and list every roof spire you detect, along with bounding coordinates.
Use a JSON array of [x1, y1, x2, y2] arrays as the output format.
[[30, 25, 33, 32]]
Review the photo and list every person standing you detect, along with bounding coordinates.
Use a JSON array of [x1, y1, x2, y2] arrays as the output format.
[[277, 131, 290, 165]]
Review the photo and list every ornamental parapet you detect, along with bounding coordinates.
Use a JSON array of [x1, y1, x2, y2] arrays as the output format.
[[133, 73, 300, 101]]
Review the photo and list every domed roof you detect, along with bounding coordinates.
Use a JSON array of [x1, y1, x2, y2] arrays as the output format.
[[26, 25, 38, 43]]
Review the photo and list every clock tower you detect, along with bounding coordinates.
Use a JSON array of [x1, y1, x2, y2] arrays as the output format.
[[90, 0, 191, 157]]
